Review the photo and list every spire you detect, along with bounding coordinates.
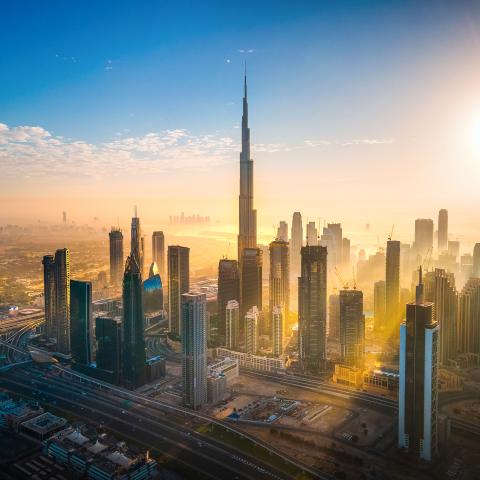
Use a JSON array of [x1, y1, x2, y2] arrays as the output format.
[[244, 60, 247, 99], [416, 265, 424, 304]]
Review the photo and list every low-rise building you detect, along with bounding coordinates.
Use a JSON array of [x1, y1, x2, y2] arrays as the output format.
[[21, 412, 68, 440], [207, 373, 228, 404], [216, 348, 287, 372], [208, 357, 239, 383], [332, 364, 363, 388]]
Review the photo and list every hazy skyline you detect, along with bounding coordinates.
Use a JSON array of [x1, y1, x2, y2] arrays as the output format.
[[2, 1, 480, 242]]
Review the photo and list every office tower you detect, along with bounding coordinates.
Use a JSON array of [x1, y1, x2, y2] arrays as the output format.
[[272, 306, 283, 357], [458, 278, 480, 356], [339, 289, 365, 368], [131, 208, 144, 276], [298, 245, 328, 372], [168, 246, 190, 336], [327, 223, 343, 265], [143, 262, 163, 314], [306, 221, 318, 246], [109, 228, 124, 287], [342, 238, 351, 268], [54, 248, 71, 355], [290, 212, 303, 276], [374, 280, 386, 331], [122, 254, 146, 389], [277, 221, 288, 242], [181, 293, 207, 410], [240, 248, 262, 318], [62, 211, 67, 224], [424, 269, 457, 365], [245, 306, 259, 354], [460, 254, 473, 280], [414, 219, 434, 256], [473, 243, 480, 278], [225, 300, 240, 350], [152, 231, 165, 280], [385, 240, 400, 328], [217, 259, 240, 338], [237, 70, 257, 262], [328, 292, 340, 338], [42, 255, 56, 339], [70, 280, 92, 366], [398, 269, 439, 461], [447, 240, 460, 260], [320, 228, 336, 269], [95, 316, 122, 384], [438, 209, 448, 253], [269, 240, 290, 322]]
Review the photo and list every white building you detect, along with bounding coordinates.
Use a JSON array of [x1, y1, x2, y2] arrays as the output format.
[[272, 306, 283, 357], [225, 300, 240, 350], [216, 348, 287, 373], [245, 306, 259, 355]]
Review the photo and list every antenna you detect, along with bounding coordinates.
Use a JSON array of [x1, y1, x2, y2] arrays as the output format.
[[134, 205, 138, 218]]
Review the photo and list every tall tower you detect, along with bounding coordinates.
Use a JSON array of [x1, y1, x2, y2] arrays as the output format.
[[238, 68, 257, 263], [245, 306, 259, 355], [152, 231, 165, 280], [277, 221, 288, 242], [438, 209, 448, 253], [290, 212, 303, 278], [96, 316, 122, 384], [339, 289, 365, 368], [414, 218, 434, 257], [385, 240, 400, 329], [374, 280, 386, 332], [109, 228, 124, 287], [122, 254, 146, 389], [225, 300, 240, 350], [42, 255, 56, 339], [240, 248, 262, 318], [217, 259, 240, 340], [54, 248, 71, 355], [473, 243, 480, 278], [272, 306, 283, 357], [269, 239, 290, 324], [298, 245, 328, 372], [70, 280, 92, 366], [168, 246, 190, 336], [398, 268, 439, 462], [181, 292, 208, 410], [306, 221, 318, 246], [131, 207, 144, 276]]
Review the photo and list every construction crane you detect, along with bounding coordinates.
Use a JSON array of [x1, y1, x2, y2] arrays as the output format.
[[334, 267, 349, 290], [423, 246, 433, 273], [388, 224, 395, 241]]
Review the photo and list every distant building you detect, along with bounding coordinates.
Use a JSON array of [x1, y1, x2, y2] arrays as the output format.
[[277, 221, 288, 242], [306, 221, 318, 246], [131, 211, 144, 277], [385, 240, 400, 328], [374, 280, 386, 332], [225, 300, 240, 350], [95, 316, 122, 384], [342, 237, 351, 268], [339, 289, 365, 368], [152, 231, 165, 280], [272, 306, 283, 357], [298, 245, 327, 372], [327, 222, 343, 266], [182, 292, 208, 409], [217, 259, 240, 339], [240, 248, 262, 318], [458, 277, 480, 356], [168, 246, 190, 336], [109, 228, 123, 287], [414, 218, 434, 257], [398, 269, 439, 461], [473, 243, 480, 278], [290, 212, 303, 279], [143, 262, 163, 314], [328, 292, 340, 338], [70, 280, 92, 366], [438, 209, 448, 253], [447, 240, 460, 260], [245, 306, 259, 355]]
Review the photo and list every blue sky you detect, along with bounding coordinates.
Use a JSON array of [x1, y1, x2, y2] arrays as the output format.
[[2, 1, 480, 240]]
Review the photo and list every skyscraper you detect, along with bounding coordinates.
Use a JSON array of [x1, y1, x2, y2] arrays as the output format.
[[339, 289, 365, 368], [152, 231, 165, 280], [245, 306, 259, 355], [327, 223, 343, 265], [290, 212, 303, 277], [131, 208, 144, 276], [342, 237, 351, 268], [438, 209, 448, 253], [272, 306, 283, 357], [181, 292, 207, 410], [54, 248, 71, 355], [328, 292, 340, 338], [95, 316, 122, 384], [269, 239, 289, 324], [238, 69, 257, 262], [414, 218, 434, 257], [398, 269, 439, 462], [277, 221, 288, 242], [458, 277, 480, 356], [142, 262, 163, 313], [70, 280, 92, 366], [385, 240, 400, 329], [217, 259, 240, 339], [225, 300, 240, 350], [168, 246, 190, 336], [374, 280, 386, 331], [473, 243, 480, 278], [306, 221, 318, 246], [122, 254, 146, 389], [240, 248, 262, 318], [298, 245, 327, 372], [42, 255, 56, 339], [109, 228, 124, 287]]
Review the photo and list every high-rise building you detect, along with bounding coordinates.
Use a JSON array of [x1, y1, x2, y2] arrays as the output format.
[[328, 292, 340, 338], [339, 289, 365, 368], [245, 306, 259, 355], [438, 209, 448, 253], [225, 300, 240, 350], [272, 306, 283, 357], [458, 278, 480, 356], [374, 280, 386, 332], [414, 219, 434, 257], [131, 209, 144, 276], [152, 231, 165, 280], [62, 211, 67, 224], [327, 223, 343, 265], [217, 259, 240, 339], [385, 240, 400, 329], [298, 245, 328, 372], [306, 221, 318, 246], [143, 262, 163, 314], [122, 254, 146, 389], [109, 228, 124, 287], [70, 280, 92, 366], [168, 246, 190, 336], [424, 269, 457, 365], [473, 243, 480, 278], [342, 238, 351, 268], [447, 240, 460, 260], [269, 240, 289, 323], [181, 293, 207, 410], [54, 248, 71, 355], [398, 269, 439, 462], [95, 316, 122, 384], [42, 255, 56, 339], [240, 248, 262, 318], [238, 70, 257, 262], [290, 212, 303, 277], [277, 221, 288, 242]]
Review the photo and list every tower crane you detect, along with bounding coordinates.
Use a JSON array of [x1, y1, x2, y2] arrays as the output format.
[[334, 267, 349, 290], [388, 224, 395, 241]]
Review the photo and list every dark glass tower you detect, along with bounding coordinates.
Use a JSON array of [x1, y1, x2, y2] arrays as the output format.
[[217, 259, 240, 338], [339, 289, 365, 368], [298, 245, 327, 372], [385, 240, 400, 330], [42, 255, 56, 339], [96, 316, 122, 384], [168, 246, 190, 336], [269, 239, 290, 322], [240, 248, 262, 319], [122, 254, 146, 389], [70, 280, 92, 365], [54, 248, 71, 355], [152, 231, 165, 280], [109, 228, 124, 286]]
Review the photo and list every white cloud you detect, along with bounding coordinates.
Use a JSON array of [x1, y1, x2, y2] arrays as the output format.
[[304, 138, 393, 148]]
